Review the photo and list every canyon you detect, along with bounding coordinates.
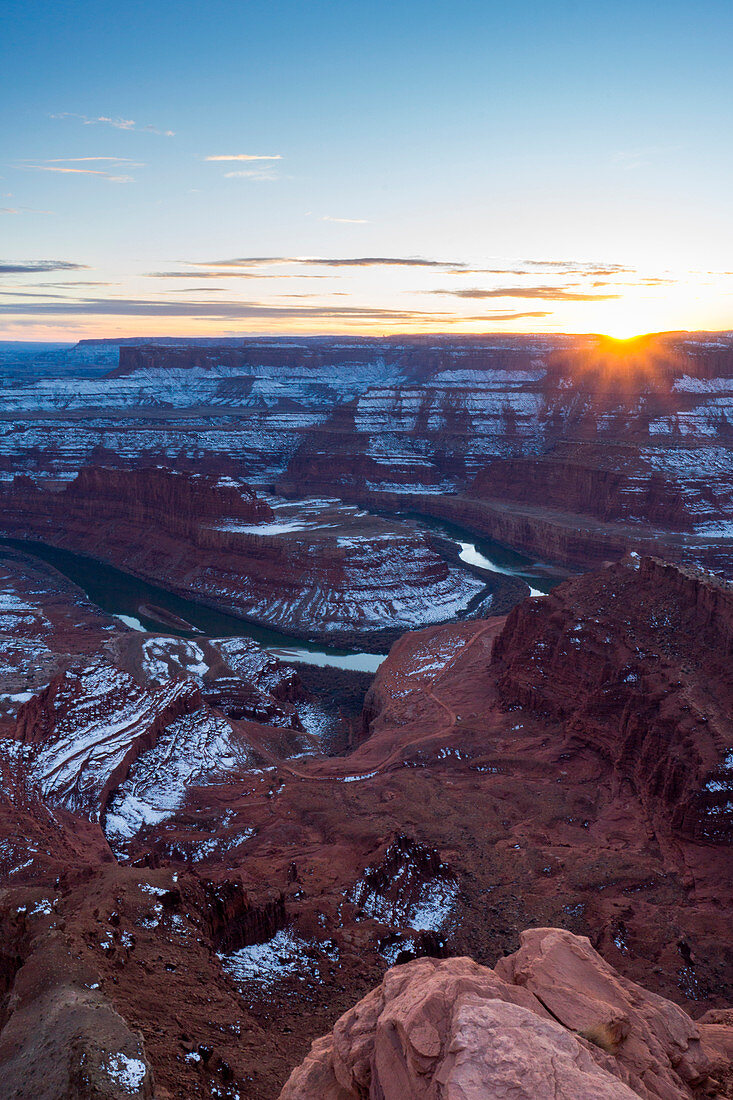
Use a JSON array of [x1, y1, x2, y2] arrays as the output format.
[[0, 466, 514, 646], [0, 554, 732, 1097], [0, 335, 732, 1098], [2, 333, 733, 578]]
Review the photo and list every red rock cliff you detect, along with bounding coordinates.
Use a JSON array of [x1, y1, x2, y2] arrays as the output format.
[[491, 556, 733, 842]]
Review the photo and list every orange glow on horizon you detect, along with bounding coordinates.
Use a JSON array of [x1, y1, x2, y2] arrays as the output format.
[[555, 332, 689, 399]]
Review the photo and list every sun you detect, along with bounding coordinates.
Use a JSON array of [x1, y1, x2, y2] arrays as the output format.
[[593, 297, 661, 341], [555, 331, 686, 397], [600, 322, 651, 341]]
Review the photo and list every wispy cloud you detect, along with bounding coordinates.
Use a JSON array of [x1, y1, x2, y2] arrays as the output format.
[[206, 154, 282, 161], [223, 167, 280, 181], [320, 216, 370, 224], [0, 295, 549, 324], [146, 270, 331, 280], [611, 146, 678, 170], [433, 285, 621, 302], [191, 256, 466, 269], [20, 159, 135, 183], [31, 281, 117, 288], [0, 260, 89, 275], [50, 112, 174, 136], [148, 270, 265, 279], [45, 156, 137, 162], [521, 260, 634, 275]]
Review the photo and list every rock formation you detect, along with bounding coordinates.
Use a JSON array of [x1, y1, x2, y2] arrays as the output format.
[[3, 333, 733, 575], [492, 555, 733, 842], [0, 466, 504, 644], [280, 928, 730, 1100], [0, 554, 732, 1097]]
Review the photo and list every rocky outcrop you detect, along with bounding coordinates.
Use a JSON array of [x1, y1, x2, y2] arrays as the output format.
[[492, 556, 733, 842], [471, 442, 695, 529], [0, 467, 498, 644], [65, 465, 273, 536], [201, 879, 287, 954], [0, 928, 154, 1100], [15, 662, 202, 821], [1, 556, 733, 1097], [279, 928, 727, 1100]]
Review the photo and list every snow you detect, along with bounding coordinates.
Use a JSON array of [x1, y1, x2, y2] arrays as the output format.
[[114, 613, 147, 632], [354, 872, 457, 931], [0, 690, 34, 704], [213, 520, 308, 535], [29, 662, 195, 820], [410, 880, 459, 931], [28, 897, 56, 917], [142, 637, 208, 684], [102, 1052, 147, 1094], [104, 709, 252, 854], [295, 702, 336, 741], [218, 928, 317, 991]]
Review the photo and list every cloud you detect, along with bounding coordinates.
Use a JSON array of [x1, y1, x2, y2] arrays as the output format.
[[521, 260, 634, 275], [444, 262, 636, 279], [206, 154, 282, 161], [148, 270, 264, 279], [21, 164, 134, 183], [191, 256, 466, 269], [433, 285, 622, 302], [44, 157, 140, 163], [611, 146, 678, 170], [1, 205, 54, 215], [146, 270, 333, 280], [223, 167, 280, 180], [0, 290, 81, 300], [319, 216, 370, 224], [50, 113, 174, 136], [0, 260, 89, 275], [31, 281, 117, 288], [0, 295, 549, 324]]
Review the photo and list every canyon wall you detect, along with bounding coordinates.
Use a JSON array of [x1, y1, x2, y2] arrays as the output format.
[[0, 466, 499, 643], [492, 556, 733, 842], [2, 333, 733, 574]]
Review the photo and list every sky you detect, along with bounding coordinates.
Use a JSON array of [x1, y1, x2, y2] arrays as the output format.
[[1, 0, 732, 340]]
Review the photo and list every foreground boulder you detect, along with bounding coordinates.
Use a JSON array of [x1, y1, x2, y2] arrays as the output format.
[[280, 928, 730, 1100]]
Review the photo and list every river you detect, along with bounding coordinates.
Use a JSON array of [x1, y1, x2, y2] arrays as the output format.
[[2, 522, 563, 673]]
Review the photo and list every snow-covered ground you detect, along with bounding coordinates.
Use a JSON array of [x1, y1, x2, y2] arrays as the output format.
[[104, 709, 253, 853]]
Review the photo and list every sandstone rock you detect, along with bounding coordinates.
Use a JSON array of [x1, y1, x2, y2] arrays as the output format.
[[15, 661, 201, 820], [495, 928, 711, 1097], [0, 930, 154, 1100], [0, 467, 494, 643], [491, 555, 733, 842], [280, 930, 727, 1100]]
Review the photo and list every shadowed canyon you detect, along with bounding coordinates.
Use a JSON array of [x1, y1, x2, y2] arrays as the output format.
[[0, 334, 732, 1099]]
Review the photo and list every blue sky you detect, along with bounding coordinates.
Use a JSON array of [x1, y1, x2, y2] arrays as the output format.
[[2, 0, 732, 338]]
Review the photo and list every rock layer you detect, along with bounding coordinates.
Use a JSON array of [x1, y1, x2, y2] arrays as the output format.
[[492, 555, 733, 842], [0, 467, 497, 643], [3, 333, 733, 574], [280, 928, 723, 1100]]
